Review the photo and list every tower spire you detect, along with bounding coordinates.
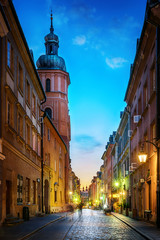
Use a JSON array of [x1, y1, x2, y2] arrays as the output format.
[[50, 10, 54, 33]]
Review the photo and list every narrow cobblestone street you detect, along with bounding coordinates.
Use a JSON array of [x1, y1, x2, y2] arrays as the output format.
[[65, 209, 146, 240]]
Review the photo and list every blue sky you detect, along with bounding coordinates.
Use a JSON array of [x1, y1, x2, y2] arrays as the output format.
[[13, 0, 147, 188]]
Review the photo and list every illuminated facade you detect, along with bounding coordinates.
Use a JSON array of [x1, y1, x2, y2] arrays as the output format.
[[42, 113, 67, 213], [0, 0, 45, 224], [124, 1, 160, 223], [36, 12, 71, 204]]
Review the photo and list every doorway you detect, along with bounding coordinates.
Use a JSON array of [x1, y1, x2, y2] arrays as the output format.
[[6, 180, 12, 215], [44, 179, 49, 213]]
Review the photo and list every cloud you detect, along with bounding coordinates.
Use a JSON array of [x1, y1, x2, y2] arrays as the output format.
[[73, 35, 86, 46], [74, 134, 102, 153], [105, 57, 128, 69]]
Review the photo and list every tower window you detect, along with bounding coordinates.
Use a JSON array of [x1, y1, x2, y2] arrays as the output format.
[[46, 78, 50, 92], [50, 45, 52, 53], [45, 108, 52, 119]]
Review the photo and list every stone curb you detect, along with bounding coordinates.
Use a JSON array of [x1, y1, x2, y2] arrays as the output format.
[[18, 213, 71, 240], [111, 212, 153, 240]]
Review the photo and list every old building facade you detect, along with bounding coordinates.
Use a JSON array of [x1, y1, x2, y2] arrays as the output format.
[[0, 0, 46, 223], [42, 113, 67, 213]]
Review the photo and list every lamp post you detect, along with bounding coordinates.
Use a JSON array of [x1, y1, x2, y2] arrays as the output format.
[[138, 140, 160, 227]]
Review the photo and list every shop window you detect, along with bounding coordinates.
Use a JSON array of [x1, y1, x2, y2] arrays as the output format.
[[17, 175, 23, 204], [33, 181, 36, 204]]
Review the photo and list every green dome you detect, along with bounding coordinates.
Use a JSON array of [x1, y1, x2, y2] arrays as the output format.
[[36, 54, 66, 71]]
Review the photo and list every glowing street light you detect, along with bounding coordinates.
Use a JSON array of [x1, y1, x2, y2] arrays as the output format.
[[138, 150, 147, 163]]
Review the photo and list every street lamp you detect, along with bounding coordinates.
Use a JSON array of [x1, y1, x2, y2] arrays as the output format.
[[138, 140, 160, 227]]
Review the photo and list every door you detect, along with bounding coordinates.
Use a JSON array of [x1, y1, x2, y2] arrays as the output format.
[[6, 180, 11, 215], [44, 180, 49, 213]]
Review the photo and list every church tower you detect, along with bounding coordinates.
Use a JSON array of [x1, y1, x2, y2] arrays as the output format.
[[36, 12, 71, 202], [36, 12, 71, 149]]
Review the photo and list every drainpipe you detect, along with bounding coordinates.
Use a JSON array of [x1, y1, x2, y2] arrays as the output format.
[[156, 26, 160, 227], [40, 100, 46, 213], [41, 116, 44, 213]]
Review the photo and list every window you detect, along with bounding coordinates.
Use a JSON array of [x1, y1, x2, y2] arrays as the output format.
[[38, 137, 41, 156], [26, 123, 30, 145], [26, 81, 30, 105], [138, 97, 142, 115], [33, 181, 36, 204], [55, 159, 57, 172], [7, 100, 11, 124], [48, 128, 50, 141], [148, 181, 151, 210], [32, 130, 36, 151], [7, 40, 14, 72], [18, 63, 23, 93], [46, 78, 50, 92], [54, 190, 57, 202], [150, 64, 156, 94], [59, 160, 62, 178], [17, 113, 23, 137], [45, 108, 52, 119], [60, 191, 62, 203], [17, 175, 23, 204], [143, 83, 148, 108], [37, 104, 40, 120], [25, 178, 30, 203], [32, 93, 36, 115]]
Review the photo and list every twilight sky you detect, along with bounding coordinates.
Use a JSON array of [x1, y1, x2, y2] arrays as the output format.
[[13, 0, 147, 188]]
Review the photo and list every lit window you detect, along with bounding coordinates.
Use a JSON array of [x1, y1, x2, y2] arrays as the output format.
[[17, 175, 23, 204]]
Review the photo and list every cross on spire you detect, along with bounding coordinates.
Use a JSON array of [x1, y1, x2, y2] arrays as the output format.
[[50, 10, 54, 33]]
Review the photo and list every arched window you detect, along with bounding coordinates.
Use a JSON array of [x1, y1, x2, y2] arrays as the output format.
[[46, 79, 50, 92], [45, 108, 52, 119]]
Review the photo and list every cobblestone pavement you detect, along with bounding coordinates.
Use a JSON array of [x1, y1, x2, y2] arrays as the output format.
[[65, 209, 146, 240]]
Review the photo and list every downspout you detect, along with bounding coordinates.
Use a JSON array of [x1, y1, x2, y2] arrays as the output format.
[[40, 99, 46, 213], [156, 26, 160, 227]]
